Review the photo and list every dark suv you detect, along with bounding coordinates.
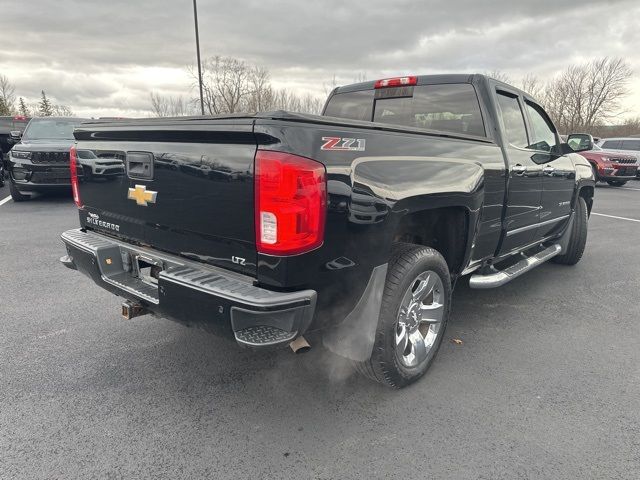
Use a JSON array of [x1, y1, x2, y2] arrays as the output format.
[[0, 115, 31, 186], [7, 116, 87, 201], [0, 115, 30, 155]]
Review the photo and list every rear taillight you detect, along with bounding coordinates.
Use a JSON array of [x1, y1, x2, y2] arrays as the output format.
[[69, 146, 82, 208], [374, 76, 418, 88], [255, 150, 327, 256]]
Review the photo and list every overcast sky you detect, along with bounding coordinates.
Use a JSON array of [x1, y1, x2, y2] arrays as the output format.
[[1, 0, 639, 119]]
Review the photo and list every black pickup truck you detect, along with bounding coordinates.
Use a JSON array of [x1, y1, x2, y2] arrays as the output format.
[[60, 74, 595, 388]]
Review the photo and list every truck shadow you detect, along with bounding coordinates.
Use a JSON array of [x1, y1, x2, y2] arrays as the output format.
[[90, 260, 560, 400], [67, 259, 585, 457]]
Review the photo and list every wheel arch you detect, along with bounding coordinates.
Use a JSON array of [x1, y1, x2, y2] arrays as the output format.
[[578, 184, 594, 215], [388, 199, 476, 276]]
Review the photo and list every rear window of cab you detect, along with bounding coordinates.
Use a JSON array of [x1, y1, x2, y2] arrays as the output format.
[[323, 83, 485, 137]]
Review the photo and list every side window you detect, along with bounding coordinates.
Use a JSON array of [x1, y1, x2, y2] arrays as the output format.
[[323, 90, 374, 121], [410, 84, 485, 136], [495, 92, 528, 148], [621, 140, 640, 151], [601, 140, 620, 149], [524, 102, 557, 152]]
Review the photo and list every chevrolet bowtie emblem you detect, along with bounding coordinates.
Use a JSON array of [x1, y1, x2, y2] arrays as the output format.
[[127, 185, 157, 206]]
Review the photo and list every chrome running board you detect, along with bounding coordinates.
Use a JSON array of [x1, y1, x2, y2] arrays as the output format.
[[469, 244, 562, 289]]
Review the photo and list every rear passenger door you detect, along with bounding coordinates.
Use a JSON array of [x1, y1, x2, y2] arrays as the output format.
[[522, 100, 574, 238], [494, 90, 543, 253]]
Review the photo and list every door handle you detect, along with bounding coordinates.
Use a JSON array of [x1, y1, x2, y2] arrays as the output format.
[[543, 165, 555, 176], [512, 164, 527, 176]]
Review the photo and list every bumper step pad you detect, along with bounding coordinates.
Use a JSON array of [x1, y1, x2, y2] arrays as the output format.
[[234, 325, 298, 347]]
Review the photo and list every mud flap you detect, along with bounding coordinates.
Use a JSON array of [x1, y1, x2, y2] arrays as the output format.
[[322, 264, 388, 362], [557, 211, 575, 254]]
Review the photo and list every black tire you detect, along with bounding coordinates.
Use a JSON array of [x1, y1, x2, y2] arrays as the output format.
[[552, 196, 588, 266], [354, 243, 451, 388], [0, 165, 5, 188], [607, 180, 627, 187], [9, 181, 30, 202], [591, 163, 599, 182]]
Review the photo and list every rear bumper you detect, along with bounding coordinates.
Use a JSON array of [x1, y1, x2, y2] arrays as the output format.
[[60, 228, 316, 348]]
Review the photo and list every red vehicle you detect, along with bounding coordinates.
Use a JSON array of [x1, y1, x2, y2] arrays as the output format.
[[568, 133, 638, 187]]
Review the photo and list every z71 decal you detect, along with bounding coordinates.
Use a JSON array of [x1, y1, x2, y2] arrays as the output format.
[[321, 137, 366, 152]]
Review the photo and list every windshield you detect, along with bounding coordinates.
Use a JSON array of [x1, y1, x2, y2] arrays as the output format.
[[22, 118, 83, 141]]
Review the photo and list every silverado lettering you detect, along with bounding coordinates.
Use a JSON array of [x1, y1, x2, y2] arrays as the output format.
[[86, 215, 120, 232]]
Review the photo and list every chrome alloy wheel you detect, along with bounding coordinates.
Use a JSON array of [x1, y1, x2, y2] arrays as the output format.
[[395, 270, 445, 368]]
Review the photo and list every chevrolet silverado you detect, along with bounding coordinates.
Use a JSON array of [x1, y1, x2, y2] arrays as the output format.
[[60, 74, 595, 388]]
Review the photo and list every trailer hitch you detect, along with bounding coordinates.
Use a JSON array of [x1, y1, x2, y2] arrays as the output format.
[[121, 300, 148, 320]]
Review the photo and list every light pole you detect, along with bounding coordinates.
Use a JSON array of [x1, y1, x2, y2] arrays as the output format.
[[193, 0, 205, 115]]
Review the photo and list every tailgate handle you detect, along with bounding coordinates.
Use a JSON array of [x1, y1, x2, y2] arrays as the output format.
[[126, 152, 154, 180]]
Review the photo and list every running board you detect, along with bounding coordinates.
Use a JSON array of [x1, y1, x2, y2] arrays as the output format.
[[469, 244, 562, 289]]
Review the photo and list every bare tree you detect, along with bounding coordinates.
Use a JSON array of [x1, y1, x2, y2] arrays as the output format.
[[271, 90, 323, 114], [486, 70, 511, 84], [0, 74, 16, 115], [591, 116, 640, 138], [323, 74, 339, 97], [52, 104, 74, 116], [245, 66, 274, 112], [194, 56, 253, 114], [519, 73, 545, 101], [543, 57, 632, 132], [150, 91, 191, 117], [190, 55, 323, 115], [353, 72, 368, 84]]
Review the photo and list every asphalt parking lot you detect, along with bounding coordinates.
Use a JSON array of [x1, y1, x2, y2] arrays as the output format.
[[1, 182, 639, 479]]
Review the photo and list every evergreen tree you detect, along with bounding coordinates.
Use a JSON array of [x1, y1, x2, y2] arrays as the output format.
[[18, 97, 29, 117], [38, 90, 53, 116], [0, 97, 9, 116]]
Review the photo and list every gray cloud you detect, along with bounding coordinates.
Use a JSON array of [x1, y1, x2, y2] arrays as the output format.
[[1, 0, 639, 117]]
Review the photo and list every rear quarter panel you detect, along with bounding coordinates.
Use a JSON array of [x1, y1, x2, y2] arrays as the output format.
[[254, 120, 506, 330]]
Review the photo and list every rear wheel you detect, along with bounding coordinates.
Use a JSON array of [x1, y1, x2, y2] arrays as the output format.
[[354, 243, 451, 388], [552, 196, 588, 265], [9, 181, 30, 201], [607, 180, 627, 187]]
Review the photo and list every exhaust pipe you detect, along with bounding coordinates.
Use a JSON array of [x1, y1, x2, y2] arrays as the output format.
[[289, 336, 311, 354], [121, 300, 148, 320]]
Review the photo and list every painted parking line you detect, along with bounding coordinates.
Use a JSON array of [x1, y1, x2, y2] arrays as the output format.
[[621, 187, 640, 192], [0, 195, 11, 207], [592, 212, 640, 224]]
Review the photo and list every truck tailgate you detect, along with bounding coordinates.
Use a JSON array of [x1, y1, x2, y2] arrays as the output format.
[[73, 120, 257, 276]]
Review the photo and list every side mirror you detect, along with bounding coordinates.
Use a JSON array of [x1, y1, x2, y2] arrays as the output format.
[[9, 130, 22, 141], [566, 133, 594, 153]]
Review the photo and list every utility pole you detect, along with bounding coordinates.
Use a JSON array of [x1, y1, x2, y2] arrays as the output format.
[[193, 0, 205, 115]]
